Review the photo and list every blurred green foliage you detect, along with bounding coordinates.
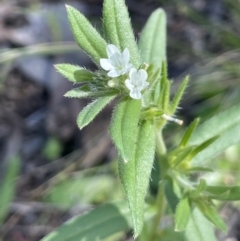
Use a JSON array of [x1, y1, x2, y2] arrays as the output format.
[[0, 157, 20, 223]]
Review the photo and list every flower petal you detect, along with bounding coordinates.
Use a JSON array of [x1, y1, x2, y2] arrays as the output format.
[[110, 52, 122, 67], [107, 44, 120, 58], [138, 69, 148, 82], [130, 88, 142, 99], [138, 77, 149, 90], [125, 79, 133, 90], [122, 48, 130, 65], [107, 69, 121, 77], [122, 64, 133, 75], [100, 59, 113, 71], [126, 63, 133, 72], [129, 67, 137, 79]]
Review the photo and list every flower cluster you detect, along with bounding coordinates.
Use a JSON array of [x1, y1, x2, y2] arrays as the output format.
[[100, 44, 149, 100]]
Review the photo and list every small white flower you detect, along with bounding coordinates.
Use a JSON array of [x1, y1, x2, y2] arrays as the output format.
[[100, 44, 132, 77], [125, 68, 149, 99]]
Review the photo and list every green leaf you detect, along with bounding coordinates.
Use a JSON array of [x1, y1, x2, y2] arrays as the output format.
[[188, 136, 218, 163], [40, 202, 132, 241], [65, 88, 117, 99], [161, 80, 170, 112], [110, 98, 141, 162], [0, 157, 20, 223], [195, 202, 227, 231], [103, 0, 141, 67], [155, 61, 167, 106], [138, 8, 166, 68], [55, 64, 94, 83], [175, 198, 191, 232], [204, 185, 240, 201], [192, 179, 208, 197], [192, 123, 240, 164], [169, 75, 189, 115], [77, 96, 114, 129], [170, 146, 194, 168], [186, 166, 213, 173], [185, 208, 217, 241], [190, 102, 240, 145], [66, 5, 107, 65], [142, 67, 161, 105], [163, 178, 179, 213], [119, 121, 155, 237], [189, 103, 240, 164], [180, 118, 200, 147]]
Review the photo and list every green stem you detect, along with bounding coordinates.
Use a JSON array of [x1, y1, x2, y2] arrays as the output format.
[[149, 130, 167, 240], [156, 130, 166, 155], [150, 181, 165, 240]]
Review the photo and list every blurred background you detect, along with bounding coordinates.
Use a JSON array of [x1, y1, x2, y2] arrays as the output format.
[[0, 0, 240, 240]]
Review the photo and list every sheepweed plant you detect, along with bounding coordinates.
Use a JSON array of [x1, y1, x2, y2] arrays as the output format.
[[42, 1, 240, 240]]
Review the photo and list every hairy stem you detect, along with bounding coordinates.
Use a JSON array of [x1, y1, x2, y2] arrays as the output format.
[[149, 130, 167, 240]]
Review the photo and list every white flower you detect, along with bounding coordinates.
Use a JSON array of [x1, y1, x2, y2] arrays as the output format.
[[100, 44, 132, 77], [125, 68, 149, 99]]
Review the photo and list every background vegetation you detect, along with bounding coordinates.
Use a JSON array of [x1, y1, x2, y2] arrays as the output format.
[[0, 0, 240, 240]]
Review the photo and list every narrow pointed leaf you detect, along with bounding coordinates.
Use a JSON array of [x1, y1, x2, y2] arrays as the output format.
[[156, 61, 168, 105], [139, 9, 166, 68], [204, 185, 240, 201], [192, 123, 240, 164], [77, 96, 114, 129], [190, 102, 240, 145], [192, 179, 208, 197], [180, 118, 200, 147], [175, 198, 191, 231], [161, 80, 170, 112], [65, 88, 117, 99], [119, 121, 155, 236], [110, 98, 141, 162], [143, 67, 161, 105], [66, 5, 107, 65], [185, 208, 217, 241], [170, 146, 194, 168], [188, 136, 218, 161], [187, 167, 213, 173], [170, 75, 189, 115], [40, 202, 132, 241], [55, 64, 94, 83], [195, 202, 227, 231], [103, 0, 141, 67], [163, 178, 179, 212]]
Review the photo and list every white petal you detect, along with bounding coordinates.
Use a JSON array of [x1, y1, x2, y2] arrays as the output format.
[[122, 64, 133, 75], [100, 59, 113, 71], [137, 80, 149, 91], [122, 48, 130, 64], [125, 79, 134, 90], [142, 80, 149, 89], [107, 44, 120, 58], [130, 88, 142, 99], [126, 63, 133, 72], [107, 69, 121, 77], [110, 52, 122, 67], [131, 71, 139, 86], [138, 77, 149, 90], [129, 68, 137, 79], [138, 69, 148, 82]]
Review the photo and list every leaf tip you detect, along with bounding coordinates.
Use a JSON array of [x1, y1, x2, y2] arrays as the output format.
[[77, 124, 83, 130]]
